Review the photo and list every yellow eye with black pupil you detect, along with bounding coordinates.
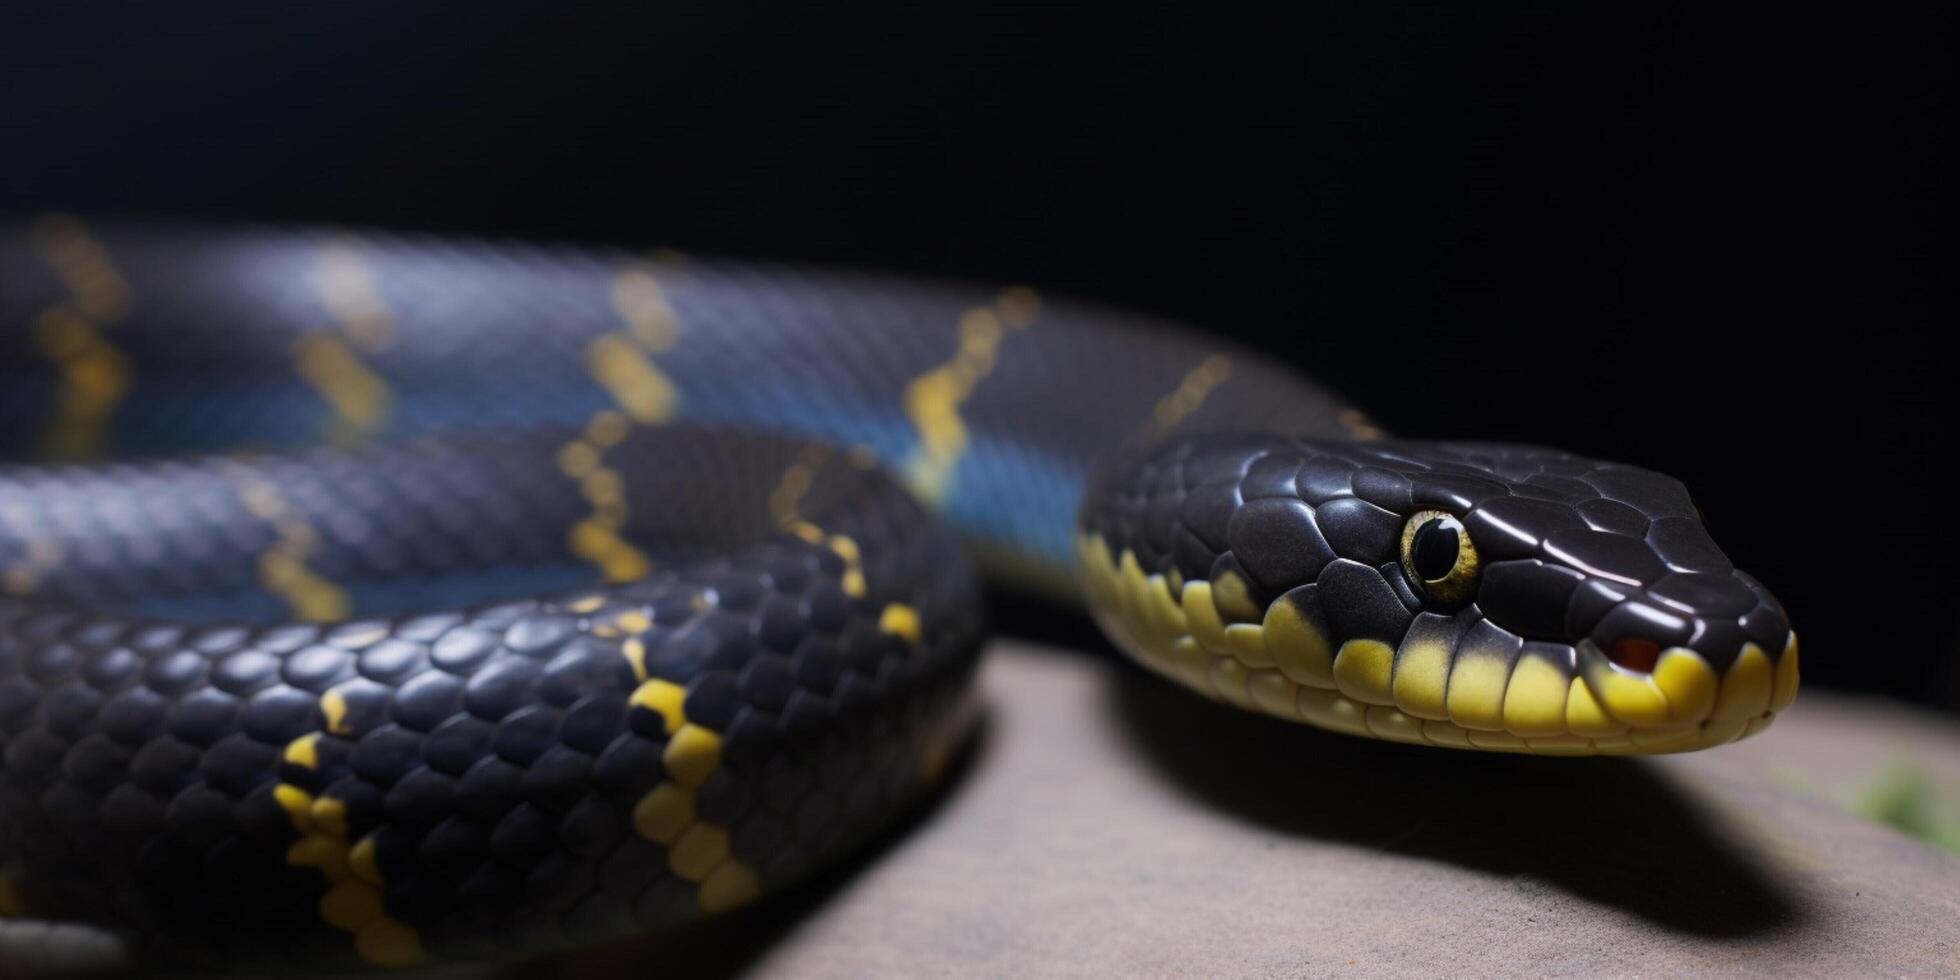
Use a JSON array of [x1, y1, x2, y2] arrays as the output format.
[[1399, 509, 1480, 604]]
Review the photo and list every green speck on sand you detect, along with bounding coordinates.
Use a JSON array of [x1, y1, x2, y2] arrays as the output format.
[[1855, 761, 1960, 854]]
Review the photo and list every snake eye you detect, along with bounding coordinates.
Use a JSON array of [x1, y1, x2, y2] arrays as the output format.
[[1399, 510, 1480, 604]]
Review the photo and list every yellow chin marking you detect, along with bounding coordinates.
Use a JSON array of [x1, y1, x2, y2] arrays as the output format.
[[1363, 705, 1428, 745], [1331, 639, 1396, 705], [1631, 726, 1703, 753], [1261, 591, 1336, 688], [1221, 623, 1270, 667], [1389, 635, 1451, 720], [1074, 533, 1798, 756], [1466, 729, 1527, 752], [1297, 687, 1369, 736], [1564, 676, 1629, 738], [1210, 569, 1264, 623], [1586, 665, 1670, 729], [1653, 647, 1719, 726], [1180, 580, 1231, 652], [1208, 657, 1258, 712], [1445, 654, 1513, 732], [1169, 636, 1214, 694], [1247, 668, 1300, 717], [1501, 654, 1569, 737], [1523, 735, 1596, 756], [1711, 643, 1773, 721], [1420, 720, 1473, 749]]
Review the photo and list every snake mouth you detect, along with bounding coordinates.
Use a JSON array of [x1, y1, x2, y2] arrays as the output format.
[[1077, 533, 1798, 756]]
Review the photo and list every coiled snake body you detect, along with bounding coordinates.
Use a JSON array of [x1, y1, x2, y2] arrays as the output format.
[[0, 219, 1797, 971]]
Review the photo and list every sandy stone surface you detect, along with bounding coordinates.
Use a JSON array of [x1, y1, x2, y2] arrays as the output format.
[[9, 642, 1959, 978]]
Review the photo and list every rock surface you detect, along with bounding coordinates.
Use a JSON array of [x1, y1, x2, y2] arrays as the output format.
[[8, 642, 1959, 978]]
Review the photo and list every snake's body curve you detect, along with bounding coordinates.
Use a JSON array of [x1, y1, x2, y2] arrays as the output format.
[[0, 220, 1796, 971]]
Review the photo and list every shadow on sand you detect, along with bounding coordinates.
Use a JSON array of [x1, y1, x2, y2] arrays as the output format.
[[1105, 664, 1803, 939]]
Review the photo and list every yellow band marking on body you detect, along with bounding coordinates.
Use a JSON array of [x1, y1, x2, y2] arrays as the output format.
[[1076, 532, 1786, 755], [562, 264, 688, 583], [272, 683, 425, 967], [565, 593, 607, 615], [620, 637, 651, 682], [829, 534, 867, 598], [230, 469, 351, 622], [587, 334, 677, 425], [774, 449, 875, 606], [901, 289, 1040, 504], [273, 781, 425, 967], [320, 688, 353, 736], [0, 874, 25, 917], [313, 243, 394, 352], [629, 678, 689, 734], [569, 517, 653, 584], [28, 215, 132, 460], [768, 444, 834, 528], [624, 674, 762, 914], [878, 603, 922, 646], [294, 334, 391, 443], [781, 518, 872, 605], [1152, 354, 1233, 430], [33, 307, 131, 460], [612, 268, 682, 353], [297, 241, 395, 442], [284, 732, 324, 769]]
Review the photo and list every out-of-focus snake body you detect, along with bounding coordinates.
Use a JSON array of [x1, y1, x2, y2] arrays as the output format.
[[0, 219, 1796, 971]]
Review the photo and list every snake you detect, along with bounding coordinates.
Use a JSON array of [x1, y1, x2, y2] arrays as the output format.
[[0, 217, 1798, 973]]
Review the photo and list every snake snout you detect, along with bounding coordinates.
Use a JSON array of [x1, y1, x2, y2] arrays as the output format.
[[1585, 572, 1782, 667], [1564, 570, 1797, 748]]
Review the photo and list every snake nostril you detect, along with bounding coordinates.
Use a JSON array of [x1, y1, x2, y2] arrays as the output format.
[[1609, 636, 1662, 673]]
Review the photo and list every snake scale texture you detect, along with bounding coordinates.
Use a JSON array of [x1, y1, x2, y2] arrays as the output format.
[[0, 217, 1797, 972]]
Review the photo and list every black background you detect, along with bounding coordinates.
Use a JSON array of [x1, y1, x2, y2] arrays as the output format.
[[3, 4, 1953, 709]]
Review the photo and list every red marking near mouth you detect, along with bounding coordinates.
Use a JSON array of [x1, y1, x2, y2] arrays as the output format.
[[1609, 637, 1662, 673]]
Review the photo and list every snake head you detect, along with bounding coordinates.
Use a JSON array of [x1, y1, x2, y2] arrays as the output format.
[[1076, 435, 1796, 755]]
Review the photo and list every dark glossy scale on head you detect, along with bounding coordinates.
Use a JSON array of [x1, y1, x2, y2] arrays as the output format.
[[1226, 498, 1336, 596], [1315, 559, 1414, 642]]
